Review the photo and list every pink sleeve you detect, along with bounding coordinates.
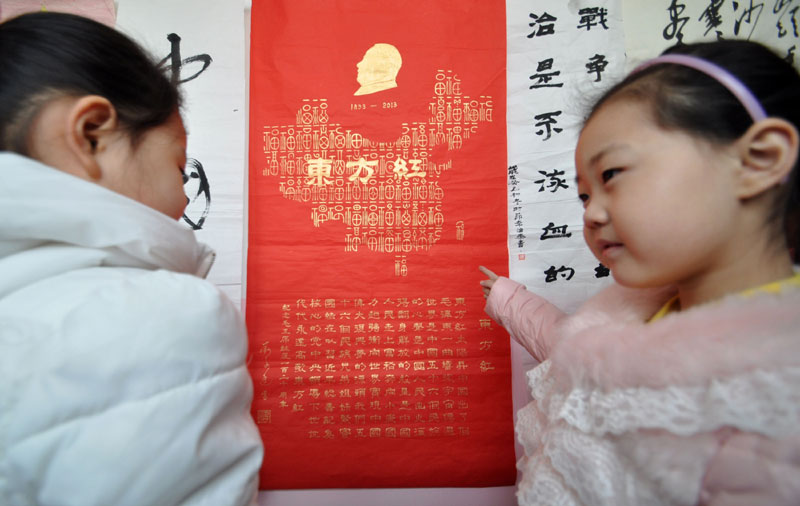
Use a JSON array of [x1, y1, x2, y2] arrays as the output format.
[[484, 277, 566, 362]]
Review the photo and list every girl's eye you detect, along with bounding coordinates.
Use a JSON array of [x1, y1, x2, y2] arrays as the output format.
[[578, 193, 589, 206], [601, 168, 622, 183]]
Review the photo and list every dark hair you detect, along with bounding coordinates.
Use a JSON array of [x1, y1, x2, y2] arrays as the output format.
[[0, 11, 181, 153], [586, 40, 800, 263]]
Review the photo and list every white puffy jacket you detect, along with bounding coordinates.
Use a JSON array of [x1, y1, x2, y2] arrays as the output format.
[[0, 153, 263, 506]]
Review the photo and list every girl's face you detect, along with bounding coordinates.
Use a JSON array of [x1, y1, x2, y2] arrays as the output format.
[[101, 111, 188, 220], [575, 98, 741, 289]]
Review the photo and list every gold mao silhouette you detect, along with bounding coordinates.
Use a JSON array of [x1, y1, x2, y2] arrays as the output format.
[[354, 43, 402, 96]]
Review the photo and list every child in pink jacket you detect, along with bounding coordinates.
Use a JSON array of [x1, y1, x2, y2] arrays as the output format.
[[481, 40, 800, 506]]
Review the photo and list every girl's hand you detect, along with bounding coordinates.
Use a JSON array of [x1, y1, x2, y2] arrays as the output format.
[[479, 266, 499, 298]]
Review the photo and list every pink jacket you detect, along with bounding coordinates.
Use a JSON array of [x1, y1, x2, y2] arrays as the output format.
[[486, 277, 800, 506]]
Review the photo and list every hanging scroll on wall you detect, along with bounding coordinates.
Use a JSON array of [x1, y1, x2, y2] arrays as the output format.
[[247, 0, 515, 489], [116, 0, 248, 307], [505, 0, 624, 314], [623, 0, 798, 70]]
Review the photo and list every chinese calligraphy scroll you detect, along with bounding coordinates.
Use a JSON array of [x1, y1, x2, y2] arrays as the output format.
[[116, 0, 247, 307], [506, 0, 623, 313], [247, 0, 514, 489], [623, 0, 800, 71]]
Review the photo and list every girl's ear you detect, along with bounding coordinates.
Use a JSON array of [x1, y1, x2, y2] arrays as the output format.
[[65, 95, 119, 180], [735, 117, 799, 199]]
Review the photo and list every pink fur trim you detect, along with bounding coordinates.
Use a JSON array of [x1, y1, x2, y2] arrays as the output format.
[[549, 287, 800, 391]]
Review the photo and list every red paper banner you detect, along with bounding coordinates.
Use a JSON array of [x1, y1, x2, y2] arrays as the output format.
[[247, 0, 513, 489]]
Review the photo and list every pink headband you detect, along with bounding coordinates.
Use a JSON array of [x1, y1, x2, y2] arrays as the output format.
[[632, 54, 768, 123]]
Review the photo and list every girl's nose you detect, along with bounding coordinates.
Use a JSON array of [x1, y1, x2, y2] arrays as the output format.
[[583, 198, 609, 228]]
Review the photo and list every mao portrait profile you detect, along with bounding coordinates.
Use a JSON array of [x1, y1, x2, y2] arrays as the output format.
[[354, 43, 402, 96]]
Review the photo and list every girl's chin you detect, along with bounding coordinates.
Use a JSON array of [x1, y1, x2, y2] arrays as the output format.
[[610, 271, 665, 290]]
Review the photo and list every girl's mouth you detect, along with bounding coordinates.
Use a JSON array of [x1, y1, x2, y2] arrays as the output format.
[[596, 240, 624, 260]]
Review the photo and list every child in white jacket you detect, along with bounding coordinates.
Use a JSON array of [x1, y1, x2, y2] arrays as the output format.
[[0, 12, 263, 506]]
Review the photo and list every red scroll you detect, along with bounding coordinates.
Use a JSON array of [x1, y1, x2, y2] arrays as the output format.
[[247, 0, 513, 489]]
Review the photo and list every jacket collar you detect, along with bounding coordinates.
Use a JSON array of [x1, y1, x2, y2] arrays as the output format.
[[548, 280, 800, 390], [0, 153, 214, 298]]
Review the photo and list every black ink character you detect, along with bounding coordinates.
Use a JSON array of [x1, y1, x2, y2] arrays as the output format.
[[529, 58, 564, 89], [544, 265, 575, 283], [785, 45, 797, 64], [540, 222, 572, 241], [699, 0, 725, 37], [528, 12, 557, 38], [776, 5, 799, 38], [534, 111, 563, 141], [594, 263, 610, 278], [534, 169, 569, 193], [733, 0, 765, 39], [576, 7, 609, 31], [159, 33, 212, 84], [158, 33, 213, 230], [774, 0, 792, 13], [182, 158, 211, 230], [586, 54, 609, 82], [664, 0, 689, 43]]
